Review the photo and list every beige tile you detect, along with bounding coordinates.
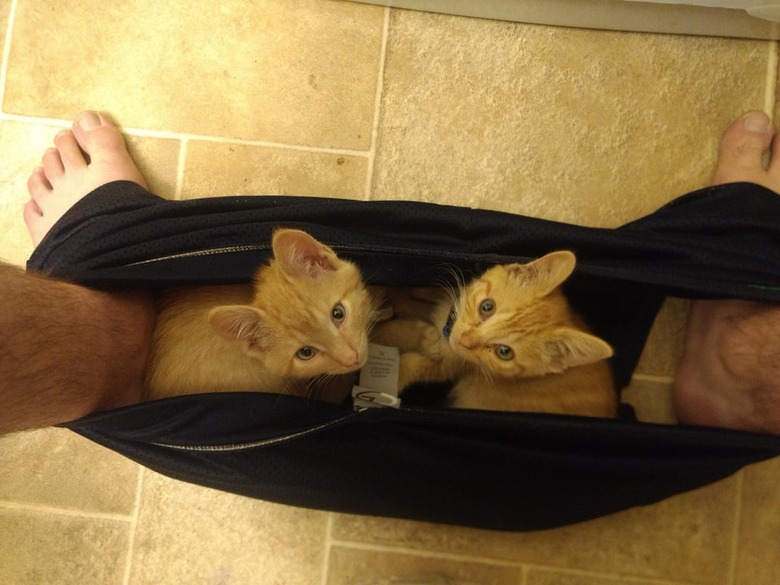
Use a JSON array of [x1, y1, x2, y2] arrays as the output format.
[[7, 0, 385, 149], [0, 427, 140, 514], [775, 62, 780, 122], [0, 120, 57, 266], [372, 10, 767, 226], [129, 470, 329, 585], [327, 544, 522, 584], [123, 133, 181, 200], [181, 141, 368, 199], [332, 475, 739, 584], [735, 458, 780, 585], [0, 507, 129, 585], [620, 378, 677, 425], [526, 569, 675, 585], [0, 1, 9, 70], [634, 297, 689, 378]]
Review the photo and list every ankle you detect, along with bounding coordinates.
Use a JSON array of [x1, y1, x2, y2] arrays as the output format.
[[89, 288, 156, 410]]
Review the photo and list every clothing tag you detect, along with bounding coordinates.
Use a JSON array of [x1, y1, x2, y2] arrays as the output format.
[[352, 388, 401, 409], [352, 343, 401, 410]]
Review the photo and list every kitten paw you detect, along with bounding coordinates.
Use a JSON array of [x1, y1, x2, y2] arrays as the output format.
[[419, 323, 443, 360]]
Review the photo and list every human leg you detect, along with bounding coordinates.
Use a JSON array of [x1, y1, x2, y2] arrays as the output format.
[[0, 111, 155, 435], [673, 111, 780, 434], [0, 263, 153, 434]]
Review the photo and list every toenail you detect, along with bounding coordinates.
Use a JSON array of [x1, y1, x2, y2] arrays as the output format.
[[742, 111, 771, 133], [76, 111, 101, 131]]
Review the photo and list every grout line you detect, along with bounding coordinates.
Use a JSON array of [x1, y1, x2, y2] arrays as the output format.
[[121, 467, 145, 585], [0, 0, 19, 116], [328, 538, 523, 568], [329, 539, 700, 585], [0, 111, 372, 157], [1, 112, 71, 129], [727, 469, 745, 585], [522, 563, 702, 585], [520, 564, 529, 585], [122, 128, 373, 158], [175, 138, 188, 200], [763, 35, 779, 119], [321, 513, 334, 585], [630, 373, 674, 385], [0, 498, 133, 523], [363, 6, 391, 202]]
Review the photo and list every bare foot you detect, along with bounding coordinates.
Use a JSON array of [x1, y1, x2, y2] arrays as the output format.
[[673, 111, 780, 434], [24, 111, 148, 246]]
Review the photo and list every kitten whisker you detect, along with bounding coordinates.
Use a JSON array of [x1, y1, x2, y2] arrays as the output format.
[[478, 363, 495, 390], [439, 265, 466, 312], [437, 263, 465, 289], [366, 292, 387, 330]]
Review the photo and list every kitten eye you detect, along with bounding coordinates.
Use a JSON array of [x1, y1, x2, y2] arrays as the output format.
[[479, 298, 495, 318], [495, 345, 514, 361], [331, 303, 346, 323], [296, 346, 317, 360]]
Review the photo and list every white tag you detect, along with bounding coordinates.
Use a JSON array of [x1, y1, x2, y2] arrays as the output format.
[[358, 343, 399, 393], [352, 387, 401, 409], [352, 343, 401, 409]]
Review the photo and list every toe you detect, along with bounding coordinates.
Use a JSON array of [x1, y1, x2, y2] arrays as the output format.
[[72, 110, 127, 157], [23, 200, 45, 245], [53, 130, 88, 170], [41, 147, 65, 183], [73, 110, 104, 133], [23, 198, 43, 218], [712, 111, 774, 186], [70, 110, 149, 189], [27, 166, 52, 200]]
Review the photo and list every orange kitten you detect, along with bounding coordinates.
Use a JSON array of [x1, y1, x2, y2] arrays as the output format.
[[145, 229, 376, 402], [373, 251, 616, 417]]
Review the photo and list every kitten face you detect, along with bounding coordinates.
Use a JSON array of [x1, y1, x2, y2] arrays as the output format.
[[447, 252, 612, 378], [208, 229, 375, 379], [252, 262, 373, 378]]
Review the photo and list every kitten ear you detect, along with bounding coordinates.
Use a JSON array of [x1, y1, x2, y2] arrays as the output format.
[[208, 305, 269, 350], [507, 251, 576, 295], [272, 228, 340, 279], [543, 328, 613, 371]]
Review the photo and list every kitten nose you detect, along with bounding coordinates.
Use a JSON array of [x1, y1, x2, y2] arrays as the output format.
[[340, 349, 361, 368], [457, 332, 478, 350]]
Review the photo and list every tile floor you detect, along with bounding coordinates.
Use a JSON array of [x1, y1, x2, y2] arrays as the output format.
[[0, 0, 778, 583]]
